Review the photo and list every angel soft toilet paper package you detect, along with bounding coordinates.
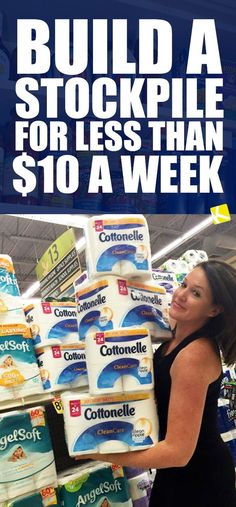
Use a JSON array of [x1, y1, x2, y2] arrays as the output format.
[[0, 407, 57, 502], [0, 324, 43, 402], [0, 307, 28, 329], [76, 276, 171, 341], [3, 485, 60, 507], [61, 390, 159, 456], [24, 301, 79, 347], [85, 328, 153, 395], [36, 342, 88, 393], [0, 255, 22, 311], [58, 462, 132, 507], [85, 215, 152, 279]]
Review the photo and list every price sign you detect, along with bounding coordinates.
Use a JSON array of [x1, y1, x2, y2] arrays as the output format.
[[35, 228, 82, 298]]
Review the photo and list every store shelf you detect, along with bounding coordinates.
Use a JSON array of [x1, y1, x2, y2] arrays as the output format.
[[0, 392, 54, 412]]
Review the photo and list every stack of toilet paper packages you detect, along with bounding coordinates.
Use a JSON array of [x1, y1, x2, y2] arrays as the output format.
[[61, 390, 159, 456], [58, 461, 132, 507], [1, 485, 60, 507], [85, 327, 154, 395], [0, 323, 43, 402], [85, 215, 152, 279], [60, 215, 161, 458], [75, 276, 171, 341], [0, 406, 57, 502], [24, 301, 79, 347], [24, 300, 89, 393]]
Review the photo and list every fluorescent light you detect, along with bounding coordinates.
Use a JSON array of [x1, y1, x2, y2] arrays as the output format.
[[76, 237, 86, 253], [151, 216, 212, 264], [7, 214, 89, 228], [22, 281, 40, 299]]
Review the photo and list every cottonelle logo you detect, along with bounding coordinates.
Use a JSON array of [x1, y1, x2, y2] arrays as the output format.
[[100, 342, 147, 356], [78, 294, 106, 314], [84, 404, 135, 420], [64, 351, 86, 361], [98, 230, 143, 242], [130, 290, 162, 306], [54, 308, 77, 317]]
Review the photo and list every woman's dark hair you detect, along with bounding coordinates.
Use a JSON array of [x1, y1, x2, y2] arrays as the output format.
[[198, 260, 236, 366]]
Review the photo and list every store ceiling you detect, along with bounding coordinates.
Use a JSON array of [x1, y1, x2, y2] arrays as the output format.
[[1, 214, 236, 297]]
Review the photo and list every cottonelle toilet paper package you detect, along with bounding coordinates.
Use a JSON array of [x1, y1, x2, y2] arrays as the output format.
[[0, 406, 57, 501], [0, 324, 43, 402], [85, 328, 153, 395], [36, 342, 88, 393], [58, 462, 132, 507], [85, 215, 152, 279], [76, 276, 171, 341], [24, 301, 79, 347], [3, 485, 60, 507], [0, 255, 22, 312], [61, 390, 159, 456], [151, 271, 178, 294]]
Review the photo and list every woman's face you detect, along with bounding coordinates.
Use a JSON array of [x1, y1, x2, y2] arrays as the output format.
[[169, 267, 218, 326]]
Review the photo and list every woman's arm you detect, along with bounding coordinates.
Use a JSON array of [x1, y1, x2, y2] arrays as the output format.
[[76, 339, 218, 469]]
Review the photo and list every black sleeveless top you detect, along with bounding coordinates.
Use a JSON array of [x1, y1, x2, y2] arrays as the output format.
[[154, 325, 222, 449], [150, 325, 236, 507]]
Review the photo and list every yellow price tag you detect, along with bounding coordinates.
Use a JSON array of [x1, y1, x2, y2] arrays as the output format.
[[52, 397, 64, 414], [210, 204, 231, 224]]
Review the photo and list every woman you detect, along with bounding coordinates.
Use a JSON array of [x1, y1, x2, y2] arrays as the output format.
[[77, 260, 236, 506]]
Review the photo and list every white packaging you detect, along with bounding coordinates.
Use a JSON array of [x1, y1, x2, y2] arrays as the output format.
[[151, 270, 178, 294], [85, 327, 153, 395], [61, 390, 159, 456], [36, 342, 88, 392], [159, 259, 178, 273], [0, 324, 43, 402], [175, 259, 189, 274], [0, 307, 27, 327], [85, 215, 152, 279], [24, 301, 79, 347], [76, 276, 171, 341], [0, 406, 57, 501], [0, 255, 22, 311], [180, 249, 208, 266]]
